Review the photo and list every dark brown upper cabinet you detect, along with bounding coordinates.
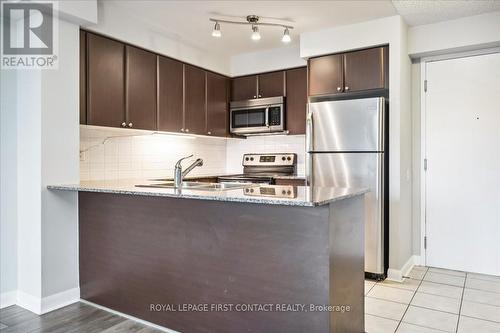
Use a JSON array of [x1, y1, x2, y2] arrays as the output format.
[[206, 72, 228, 137], [87, 33, 125, 128], [308, 53, 344, 96], [158, 56, 184, 133], [344, 46, 388, 92], [285, 67, 307, 135], [258, 71, 285, 98], [231, 75, 258, 101], [184, 64, 206, 135], [79, 30, 86, 125], [125, 45, 157, 130], [308, 46, 388, 96]]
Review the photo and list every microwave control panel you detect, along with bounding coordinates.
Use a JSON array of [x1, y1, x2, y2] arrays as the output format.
[[268, 106, 282, 126]]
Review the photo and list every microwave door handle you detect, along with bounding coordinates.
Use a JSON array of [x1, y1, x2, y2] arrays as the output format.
[[265, 107, 270, 127]]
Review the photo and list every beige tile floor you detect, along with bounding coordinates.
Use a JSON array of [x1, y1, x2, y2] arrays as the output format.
[[365, 266, 500, 333]]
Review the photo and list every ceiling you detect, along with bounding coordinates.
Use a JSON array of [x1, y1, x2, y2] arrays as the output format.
[[106, 0, 397, 57], [107, 0, 500, 58], [393, 0, 500, 26]]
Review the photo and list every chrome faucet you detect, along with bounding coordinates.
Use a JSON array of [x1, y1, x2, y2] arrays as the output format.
[[174, 154, 204, 188]]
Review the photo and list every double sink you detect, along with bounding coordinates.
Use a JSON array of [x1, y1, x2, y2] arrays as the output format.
[[135, 180, 254, 192]]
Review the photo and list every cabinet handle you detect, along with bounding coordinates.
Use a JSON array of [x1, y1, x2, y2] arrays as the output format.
[[128, 123, 133, 128], [345, 86, 350, 91], [258, 94, 262, 98], [181, 128, 184, 132], [121, 122, 126, 127], [207, 131, 212, 135], [185, 128, 189, 133], [336, 87, 341, 92], [253, 95, 257, 99]]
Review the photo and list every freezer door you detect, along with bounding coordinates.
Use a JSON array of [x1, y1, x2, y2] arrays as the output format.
[[311, 152, 385, 275], [308, 97, 385, 152]]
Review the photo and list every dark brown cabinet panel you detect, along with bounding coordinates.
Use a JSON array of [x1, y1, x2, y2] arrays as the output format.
[[79, 30, 86, 125], [231, 75, 258, 100], [158, 56, 184, 133], [184, 65, 206, 135], [344, 46, 388, 92], [285, 67, 307, 135], [87, 33, 125, 128], [206, 72, 228, 137], [125, 46, 156, 130], [258, 71, 285, 98], [308, 54, 343, 96]]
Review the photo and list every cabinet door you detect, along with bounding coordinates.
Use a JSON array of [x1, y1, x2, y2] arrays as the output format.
[[126, 45, 157, 130], [344, 46, 388, 92], [158, 56, 184, 133], [87, 33, 125, 127], [231, 75, 258, 100], [258, 71, 285, 98], [308, 54, 343, 96], [184, 65, 206, 135], [206, 72, 228, 137], [79, 30, 86, 125], [285, 67, 307, 135]]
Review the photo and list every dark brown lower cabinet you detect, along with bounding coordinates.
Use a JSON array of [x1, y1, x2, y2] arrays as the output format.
[[184, 65, 207, 135], [158, 56, 184, 133], [125, 45, 157, 130], [87, 33, 125, 128], [206, 72, 228, 137], [285, 67, 307, 134]]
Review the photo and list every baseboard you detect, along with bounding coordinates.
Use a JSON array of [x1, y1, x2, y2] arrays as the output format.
[[8, 288, 80, 315], [0, 291, 17, 309], [41, 287, 80, 314], [17, 291, 42, 314], [80, 299, 179, 333], [387, 255, 420, 282]]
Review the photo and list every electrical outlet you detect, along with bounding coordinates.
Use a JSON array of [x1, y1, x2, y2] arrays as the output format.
[[80, 151, 86, 161]]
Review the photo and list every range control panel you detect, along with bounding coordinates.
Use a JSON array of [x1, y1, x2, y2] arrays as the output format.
[[242, 153, 296, 167], [244, 185, 297, 199]]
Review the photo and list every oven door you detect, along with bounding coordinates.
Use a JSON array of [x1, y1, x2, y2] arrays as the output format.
[[230, 106, 269, 134]]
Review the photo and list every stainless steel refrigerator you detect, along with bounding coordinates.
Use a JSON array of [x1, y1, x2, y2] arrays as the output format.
[[306, 97, 387, 279]]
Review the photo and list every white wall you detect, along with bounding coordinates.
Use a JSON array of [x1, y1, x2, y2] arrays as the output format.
[[80, 126, 227, 181], [1, 0, 94, 313], [40, 19, 80, 298], [408, 11, 500, 58], [230, 44, 306, 76], [300, 15, 413, 278], [226, 135, 306, 175], [0, 63, 18, 306], [84, 1, 231, 76]]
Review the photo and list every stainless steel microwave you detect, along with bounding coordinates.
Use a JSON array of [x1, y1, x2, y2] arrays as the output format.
[[230, 96, 285, 135]]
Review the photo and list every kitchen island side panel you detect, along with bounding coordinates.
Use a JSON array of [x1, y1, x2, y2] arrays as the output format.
[[79, 192, 331, 333]]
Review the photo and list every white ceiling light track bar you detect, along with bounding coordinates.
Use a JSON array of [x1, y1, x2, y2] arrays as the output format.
[[209, 15, 293, 43]]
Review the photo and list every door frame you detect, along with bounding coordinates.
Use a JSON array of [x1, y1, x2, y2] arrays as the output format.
[[419, 47, 500, 266]]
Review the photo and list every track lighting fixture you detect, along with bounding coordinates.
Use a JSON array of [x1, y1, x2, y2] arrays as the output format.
[[209, 15, 293, 43]]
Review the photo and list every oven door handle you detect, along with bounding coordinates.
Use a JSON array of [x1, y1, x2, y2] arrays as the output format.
[[265, 107, 270, 127]]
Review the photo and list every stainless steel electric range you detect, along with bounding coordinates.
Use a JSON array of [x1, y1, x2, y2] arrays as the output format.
[[218, 153, 297, 185]]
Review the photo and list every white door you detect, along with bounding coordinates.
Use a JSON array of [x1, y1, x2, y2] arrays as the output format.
[[425, 52, 500, 275]]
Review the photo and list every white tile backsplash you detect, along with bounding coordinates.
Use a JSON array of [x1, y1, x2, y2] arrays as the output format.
[[80, 126, 306, 181], [80, 126, 227, 181]]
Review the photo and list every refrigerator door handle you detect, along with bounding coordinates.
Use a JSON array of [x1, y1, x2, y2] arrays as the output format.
[[306, 104, 313, 152]]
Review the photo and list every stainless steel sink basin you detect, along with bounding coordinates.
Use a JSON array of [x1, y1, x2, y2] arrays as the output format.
[[135, 181, 252, 191]]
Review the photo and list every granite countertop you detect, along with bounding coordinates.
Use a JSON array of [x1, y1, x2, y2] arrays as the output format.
[[48, 179, 367, 207]]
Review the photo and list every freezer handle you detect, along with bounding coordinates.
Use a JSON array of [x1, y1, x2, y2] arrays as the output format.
[[306, 104, 313, 152]]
